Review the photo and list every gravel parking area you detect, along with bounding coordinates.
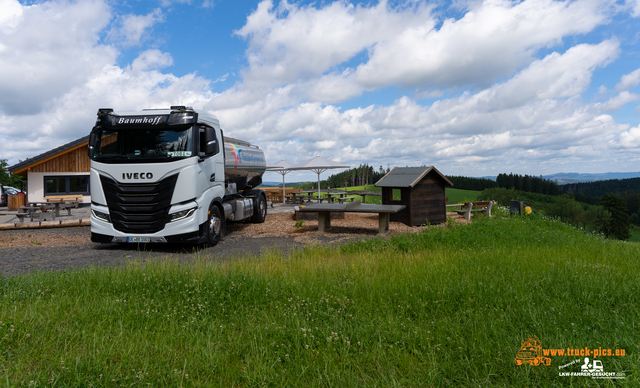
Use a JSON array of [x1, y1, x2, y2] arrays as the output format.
[[0, 211, 431, 277]]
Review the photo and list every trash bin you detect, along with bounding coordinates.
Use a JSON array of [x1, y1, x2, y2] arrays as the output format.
[[8, 192, 26, 211], [510, 200, 521, 215]]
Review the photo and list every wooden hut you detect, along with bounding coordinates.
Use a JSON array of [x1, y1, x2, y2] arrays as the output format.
[[8, 136, 91, 203], [375, 166, 453, 226]]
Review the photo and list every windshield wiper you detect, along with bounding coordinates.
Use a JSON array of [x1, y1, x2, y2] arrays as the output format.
[[138, 153, 175, 159]]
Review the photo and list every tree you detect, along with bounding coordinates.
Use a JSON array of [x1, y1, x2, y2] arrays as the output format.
[[583, 206, 611, 235], [599, 193, 631, 240], [546, 195, 584, 226], [0, 158, 24, 188]]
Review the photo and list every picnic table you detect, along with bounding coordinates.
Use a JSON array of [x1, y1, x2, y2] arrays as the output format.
[[323, 191, 348, 203], [297, 201, 406, 236], [290, 190, 320, 204], [45, 195, 83, 208], [348, 190, 382, 204], [25, 202, 73, 218], [15, 205, 57, 222]]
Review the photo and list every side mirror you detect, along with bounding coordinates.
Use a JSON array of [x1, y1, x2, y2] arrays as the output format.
[[88, 128, 98, 158], [204, 127, 219, 155]]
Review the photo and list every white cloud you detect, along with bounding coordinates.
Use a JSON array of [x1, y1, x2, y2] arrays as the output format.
[[0, 0, 23, 33], [616, 68, 640, 91], [615, 125, 640, 148], [0, 0, 116, 115], [595, 91, 640, 112], [131, 49, 174, 72], [0, 0, 210, 163], [107, 8, 164, 47], [627, 0, 640, 17], [235, 0, 434, 87], [235, 0, 614, 97], [253, 41, 627, 174], [355, 0, 614, 90]]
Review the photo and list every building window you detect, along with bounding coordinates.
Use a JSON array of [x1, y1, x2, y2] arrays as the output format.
[[44, 176, 90, 195], [392, 188, 402, 201]]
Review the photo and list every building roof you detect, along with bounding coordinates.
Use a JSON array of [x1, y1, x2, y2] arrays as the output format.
[[9, 135, 89, 176], [375, 166, 454, 188]]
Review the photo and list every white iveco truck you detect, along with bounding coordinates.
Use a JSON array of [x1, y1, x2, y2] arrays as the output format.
[[87, 106, 267, 246]]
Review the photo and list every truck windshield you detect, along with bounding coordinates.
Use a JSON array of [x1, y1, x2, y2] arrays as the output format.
[[92, 125, 194, 162]]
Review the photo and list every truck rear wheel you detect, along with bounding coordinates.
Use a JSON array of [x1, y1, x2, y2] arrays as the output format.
[[207, 205, 223, 246], [251, 194, 267, 223]]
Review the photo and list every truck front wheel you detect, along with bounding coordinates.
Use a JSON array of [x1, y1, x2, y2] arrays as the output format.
[[251, 194, 267, 223], [207, 205, 223, 246]]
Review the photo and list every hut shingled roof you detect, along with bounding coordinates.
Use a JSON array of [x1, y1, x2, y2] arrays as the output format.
[[374, 166, 453, 188]]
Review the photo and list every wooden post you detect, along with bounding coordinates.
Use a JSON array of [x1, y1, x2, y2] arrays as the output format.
[[317, 211, 331, 232], [464, 203, 474, 221], [378, 213, 390, 236]]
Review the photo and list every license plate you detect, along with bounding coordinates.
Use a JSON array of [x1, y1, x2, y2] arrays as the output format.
[[127, 236, 151, 243]]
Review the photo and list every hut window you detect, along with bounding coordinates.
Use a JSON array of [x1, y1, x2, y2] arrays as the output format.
[[392, 188, 402, 201]]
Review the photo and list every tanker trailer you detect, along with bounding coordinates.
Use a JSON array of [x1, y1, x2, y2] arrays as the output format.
[[87, 106, 267, 246]]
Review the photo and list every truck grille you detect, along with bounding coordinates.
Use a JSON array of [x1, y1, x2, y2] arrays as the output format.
[[100, 174, 178, 233]]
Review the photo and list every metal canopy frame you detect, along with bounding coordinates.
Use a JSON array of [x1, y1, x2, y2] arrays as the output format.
[[288, 156, 349, 200]]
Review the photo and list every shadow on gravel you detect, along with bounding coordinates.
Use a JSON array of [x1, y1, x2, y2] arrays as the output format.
[[91, 242, 208, 255]]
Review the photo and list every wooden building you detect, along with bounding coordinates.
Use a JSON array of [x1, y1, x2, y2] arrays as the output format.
[[9, 136, 91, 203], [375, 166, 453, 226]]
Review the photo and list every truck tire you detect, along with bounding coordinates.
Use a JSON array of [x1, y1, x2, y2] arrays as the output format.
[[251, 194, 267, 223], [207, 205, 223, 246]]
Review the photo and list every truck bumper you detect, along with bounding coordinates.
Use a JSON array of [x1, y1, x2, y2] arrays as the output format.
[[90, 212, 207, 244]]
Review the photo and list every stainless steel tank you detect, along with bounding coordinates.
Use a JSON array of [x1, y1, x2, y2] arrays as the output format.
[[223, 137, 266, 190]]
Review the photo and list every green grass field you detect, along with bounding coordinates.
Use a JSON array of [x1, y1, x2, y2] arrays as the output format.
[[338, 185, 479, 205], [1, 209, 638, 386]]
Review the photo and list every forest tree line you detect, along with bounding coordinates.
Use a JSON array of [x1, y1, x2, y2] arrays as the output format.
[[447, 173, 561, 195], [298, 164, 388, 190]]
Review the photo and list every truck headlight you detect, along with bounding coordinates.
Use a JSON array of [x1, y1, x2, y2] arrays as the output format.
[[169, 207, 196, 222], [91, 209, 111, 223]]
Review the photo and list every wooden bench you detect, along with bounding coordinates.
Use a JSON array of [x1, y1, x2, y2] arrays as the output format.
[[31, 211, 56, 222], [45, 195, 83, 208], [25, 202, 71, 217], [450, 201, 494, 221], [16, 207, 57, 222], [297, 201, 406, 236]]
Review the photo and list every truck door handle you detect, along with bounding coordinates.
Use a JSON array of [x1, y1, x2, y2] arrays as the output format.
[[210, 173, 215, 182]]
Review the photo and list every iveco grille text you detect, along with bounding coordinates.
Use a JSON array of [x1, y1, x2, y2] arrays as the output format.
[[117, 116, 162, 125], [122, 172, 153, 179]]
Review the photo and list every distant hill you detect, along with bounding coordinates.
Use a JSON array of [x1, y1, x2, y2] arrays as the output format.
[[263, 172, 640, 188], [478, 172, 640, 184], [543, 172, 640, 184]]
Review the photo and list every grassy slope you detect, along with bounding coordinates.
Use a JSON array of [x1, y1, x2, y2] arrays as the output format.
[[339, 185, 479, 205], [1, 212, 638, 386]]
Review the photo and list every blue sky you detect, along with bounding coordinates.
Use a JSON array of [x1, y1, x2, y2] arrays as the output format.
[[1, 0, 640, 183]]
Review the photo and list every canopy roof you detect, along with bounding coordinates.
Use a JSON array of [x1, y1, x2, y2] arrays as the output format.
[[266, 159, 294, 173], [288, 156, 349, 198], [288, 156, 349, 172], [265, 159, 294, 203]]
